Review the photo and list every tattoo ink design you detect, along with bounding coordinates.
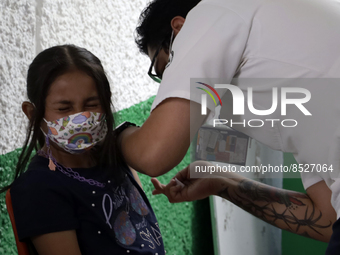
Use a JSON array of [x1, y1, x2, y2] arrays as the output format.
[[238, 180, 306, 207], [219, 179, 332, 237]]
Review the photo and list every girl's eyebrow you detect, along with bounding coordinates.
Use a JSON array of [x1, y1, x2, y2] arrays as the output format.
[[85, 96, 100, 103], [52, 96, 100, 105], [53, 100, 72, 105]]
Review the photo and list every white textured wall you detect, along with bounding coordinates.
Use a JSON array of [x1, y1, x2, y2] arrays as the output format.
[[0, 0, 158, 155], [0, 0, 36, 155]]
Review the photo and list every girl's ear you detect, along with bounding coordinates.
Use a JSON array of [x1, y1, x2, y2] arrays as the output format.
[[170, 16, 185, 36], [22, 101, 35, 121]]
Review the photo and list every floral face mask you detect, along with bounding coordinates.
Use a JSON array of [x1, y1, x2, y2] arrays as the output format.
[[43, 111, 107, 154]]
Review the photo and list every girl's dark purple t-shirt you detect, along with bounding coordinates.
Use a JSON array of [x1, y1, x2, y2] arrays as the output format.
[[11, 155, 165, 255]]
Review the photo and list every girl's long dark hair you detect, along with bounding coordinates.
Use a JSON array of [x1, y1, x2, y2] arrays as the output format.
[[0, 44, 125, 193]]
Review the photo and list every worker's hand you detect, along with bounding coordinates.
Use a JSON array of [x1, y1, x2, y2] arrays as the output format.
[[151, 161, 223, 203]]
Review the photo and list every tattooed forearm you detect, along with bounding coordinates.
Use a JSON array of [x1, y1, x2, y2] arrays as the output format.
[[218, 179, 332, 240], [238, 179, 306, 207]]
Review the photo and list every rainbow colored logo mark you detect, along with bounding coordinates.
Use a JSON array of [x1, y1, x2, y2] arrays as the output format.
[[196, 82, 222, 115]]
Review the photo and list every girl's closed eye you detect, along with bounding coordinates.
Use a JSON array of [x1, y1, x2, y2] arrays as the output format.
[[86, 104, 98, 108], [84, 96, 101, 111], [58, 107, 70, 112]]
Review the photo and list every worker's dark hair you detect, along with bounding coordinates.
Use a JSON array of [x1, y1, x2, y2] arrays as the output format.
[[135, 0, 201, 55]]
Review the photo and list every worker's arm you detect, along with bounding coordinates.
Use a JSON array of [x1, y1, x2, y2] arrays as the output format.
[[217, 177, 336, 242], [151, 161, 337, 242], [119, 98, 208, 177]]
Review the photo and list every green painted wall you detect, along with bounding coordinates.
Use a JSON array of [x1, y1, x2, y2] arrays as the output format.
[[282, 153, 328, 255], [0, 96, 213, 255], [0, 149, 20, 255]]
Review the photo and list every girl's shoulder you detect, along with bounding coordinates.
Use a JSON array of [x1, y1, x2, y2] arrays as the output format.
[[11, 155, 68, 195], [10, 156, 79, 242]]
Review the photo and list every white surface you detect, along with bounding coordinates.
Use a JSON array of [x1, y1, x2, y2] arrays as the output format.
[[211, 139, 283, 255], [0, 0, 158, 155], [0, 0, 36, 155]]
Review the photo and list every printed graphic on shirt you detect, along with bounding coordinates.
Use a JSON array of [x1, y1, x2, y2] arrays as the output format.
[[139, 223, 163, 249], [114, 211, 136, 245], [101, 179, 163, 250], [102, 186, 128, 230], [129, 186, 149, 216]]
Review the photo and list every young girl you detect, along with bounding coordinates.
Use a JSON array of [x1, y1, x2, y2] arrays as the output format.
[[2, 45, 165, 255]]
